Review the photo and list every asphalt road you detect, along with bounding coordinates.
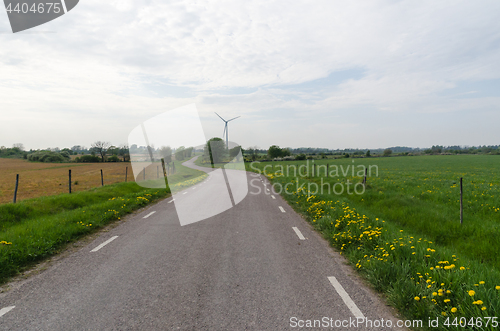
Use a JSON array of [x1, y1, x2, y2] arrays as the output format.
[[0, 157, 407, 330]]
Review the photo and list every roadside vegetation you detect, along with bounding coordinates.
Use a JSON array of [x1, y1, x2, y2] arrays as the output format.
[[250, 155, 500, 330], [0, 160, 206, 285]]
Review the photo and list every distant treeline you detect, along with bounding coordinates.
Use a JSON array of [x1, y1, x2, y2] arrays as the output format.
[[0, 143, 130, 163], [287, 145, 500, 156]]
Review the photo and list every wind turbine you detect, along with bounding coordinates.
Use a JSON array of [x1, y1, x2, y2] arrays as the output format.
[[215, 112, 240, 149]]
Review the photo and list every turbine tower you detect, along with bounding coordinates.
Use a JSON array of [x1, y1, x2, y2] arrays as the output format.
[[215, 112, 240, 149]]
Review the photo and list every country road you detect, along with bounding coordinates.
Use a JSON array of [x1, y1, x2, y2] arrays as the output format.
[[0, 157, 407, 330]]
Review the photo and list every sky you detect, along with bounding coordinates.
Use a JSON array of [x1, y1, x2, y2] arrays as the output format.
[[1, 0, 499, 151]]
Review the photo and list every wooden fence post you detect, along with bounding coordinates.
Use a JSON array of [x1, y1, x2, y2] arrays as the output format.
[[13, 174, 19, 203], [172, 162, 176, 174], [326, 164, 329, 178], [125, 167, 128, 182], [101, 169, 104, 186], [161, 159, 166, 177], [460, 177, 463, 225], [69, 170, 72, 194], [363, 168, 367, 185]]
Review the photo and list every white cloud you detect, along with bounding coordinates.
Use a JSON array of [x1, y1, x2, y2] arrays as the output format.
[[1, 0, 499, 149]]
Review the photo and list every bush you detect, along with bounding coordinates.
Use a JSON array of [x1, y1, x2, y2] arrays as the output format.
[[107, 155, 120, 162], [28, 151, 70, 163], [295, 154, 306, 161], [77, 155, 101, 163]]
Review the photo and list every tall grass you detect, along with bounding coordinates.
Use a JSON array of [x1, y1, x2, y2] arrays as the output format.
[[250, 155, 500, 329]]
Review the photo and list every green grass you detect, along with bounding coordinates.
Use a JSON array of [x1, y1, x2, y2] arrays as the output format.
[[249, 155, 500, 329], [0, 160, 206, 285]]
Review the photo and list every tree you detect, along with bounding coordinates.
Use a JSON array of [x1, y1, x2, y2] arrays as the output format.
[[175, 146, 185, 161], [12, 143, 24, 151], [281, 148, 291, 157], [365, 150, 371, 157], [205, 138, 226, 164], [158, 146, 172, 163], [119, 144, 130, 162], [383, 148, 393, 157], [185, 147, 194, 158], [108, 145, 119, 156], [268, 145, 283, 159], [229, 146, 241, 159], [91, 141, 111, 162]]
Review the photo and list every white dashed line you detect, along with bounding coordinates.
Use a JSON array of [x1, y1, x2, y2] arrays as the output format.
[[327, 276, 365, 318], [279, 206, 285, 213], [0, 306, 15, 318], [168, 199, 175, 203], [292, 227, 306, 240], [90, 236, 119, 252], [183, 192, 188, 195], [271, 195, 276, 199], [143, 211, 156, 219]]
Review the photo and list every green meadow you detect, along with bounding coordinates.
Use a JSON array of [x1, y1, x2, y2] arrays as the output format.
[[249, 155, 500, 329]]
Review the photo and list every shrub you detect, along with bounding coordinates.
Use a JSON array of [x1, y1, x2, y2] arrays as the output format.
[[295, 154, 306, 161], [107, 155, 120, 162], [77, 155, 101, 163], [28, 151, 70, 163]]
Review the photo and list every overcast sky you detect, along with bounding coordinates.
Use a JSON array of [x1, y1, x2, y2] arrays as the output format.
[[1, 0, 499, 151]]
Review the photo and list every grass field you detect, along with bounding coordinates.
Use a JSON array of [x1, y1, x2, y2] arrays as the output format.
[[249, 155, 500, 329], [0, 159, 133, 204]]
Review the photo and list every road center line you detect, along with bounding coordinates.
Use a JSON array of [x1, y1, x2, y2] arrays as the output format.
[[292, 227, 306, 240], [90, 236, 119, 252], [143, 211, 156, 218], [271, 195, 276, 199], [327, 276, 365, 318], [0, 306, 15, 318], [279, 206, 285, 213], [168, 199, 175, 203], [183, 192, 188, 195]]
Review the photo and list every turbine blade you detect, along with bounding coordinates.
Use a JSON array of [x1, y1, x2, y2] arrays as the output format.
[[227, 116, 241, 122], [215, 112, 226, 122]]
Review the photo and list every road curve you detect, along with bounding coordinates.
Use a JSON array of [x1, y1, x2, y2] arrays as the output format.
[[0, 157, 406, 330]]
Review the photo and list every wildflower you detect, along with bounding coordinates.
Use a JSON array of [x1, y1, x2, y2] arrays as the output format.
[[414, 297, 420, 301], [496, 286, 500, 290], [479, 281, 485, 285], [468, 290, 475, 296], [481, 307, 486, 311], [444, 299, 450, 303], [451, 307, 457, 313]]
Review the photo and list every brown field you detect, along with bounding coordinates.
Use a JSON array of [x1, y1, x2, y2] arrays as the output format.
[[0, 159, 133, 204]]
